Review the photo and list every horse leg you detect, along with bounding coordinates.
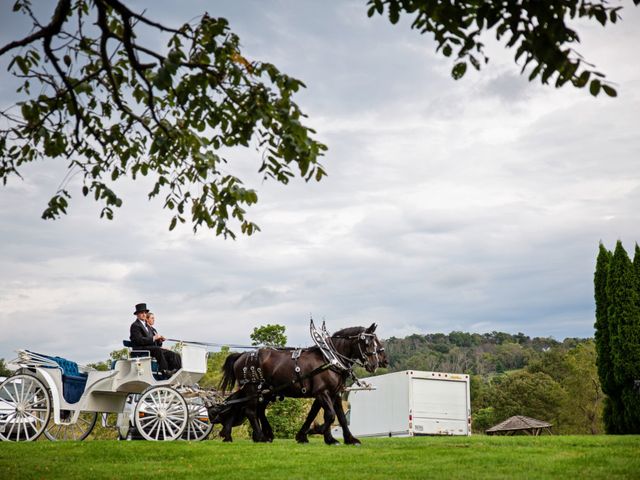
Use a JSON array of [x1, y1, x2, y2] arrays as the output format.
[[245, 399, 267, 442], [220, 418, 233, 442], [316, 391, 340, 445], [258, 400, 274, 442], [296, 398, 322, 443], [334, 397, 360, 445], [247, 407, 266, 442]]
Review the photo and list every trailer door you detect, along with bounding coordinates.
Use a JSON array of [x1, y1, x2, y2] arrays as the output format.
[[411, 378, 469, 435]]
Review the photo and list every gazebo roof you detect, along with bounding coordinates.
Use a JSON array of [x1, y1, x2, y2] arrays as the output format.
[[486, 415, 552, 433]]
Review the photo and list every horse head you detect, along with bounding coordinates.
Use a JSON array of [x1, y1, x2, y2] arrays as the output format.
[[367, 323, 388, 369], [361, 323, 388, 371], [332, 323, 387, 373]]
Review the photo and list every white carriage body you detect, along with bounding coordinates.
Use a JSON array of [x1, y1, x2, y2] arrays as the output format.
[[1, 343, 208, 437]]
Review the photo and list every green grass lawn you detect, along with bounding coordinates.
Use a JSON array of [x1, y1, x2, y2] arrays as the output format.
[[1, 435, 639, 480]]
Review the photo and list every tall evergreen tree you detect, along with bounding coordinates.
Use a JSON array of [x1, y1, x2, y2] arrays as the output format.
[[594, 243, 621, 432], [594, 244, 614, 394], [624, 244, 640, 431], [605, 241, 640, 433]]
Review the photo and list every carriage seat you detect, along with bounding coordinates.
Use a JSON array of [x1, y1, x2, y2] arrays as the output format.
[[122, 340, 160, 375], [47, 355, 88, 404]]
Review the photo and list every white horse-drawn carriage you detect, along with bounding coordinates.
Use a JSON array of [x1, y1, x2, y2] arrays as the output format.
[[0, 342, 213, 442]]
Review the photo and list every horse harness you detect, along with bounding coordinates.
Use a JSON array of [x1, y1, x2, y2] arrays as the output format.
[[212, 323, 377, 412]]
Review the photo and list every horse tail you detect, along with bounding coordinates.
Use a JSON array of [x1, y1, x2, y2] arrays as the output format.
[[220, 352, 243, 392]]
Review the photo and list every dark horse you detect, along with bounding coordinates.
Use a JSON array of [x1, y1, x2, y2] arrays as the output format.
[[218, 323, 387, 445]]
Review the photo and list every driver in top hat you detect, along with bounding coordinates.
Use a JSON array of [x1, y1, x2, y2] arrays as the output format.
[[129, 303, 180, 376]]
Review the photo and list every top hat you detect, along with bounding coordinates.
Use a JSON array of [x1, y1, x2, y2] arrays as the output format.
[[134, 303, 149, 315]]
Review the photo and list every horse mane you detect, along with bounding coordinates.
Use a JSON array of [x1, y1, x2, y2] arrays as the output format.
[[332, 326, 365, 338]]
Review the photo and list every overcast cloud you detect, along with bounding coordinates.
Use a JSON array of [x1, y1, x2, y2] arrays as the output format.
[[1, 1, 639, 364]]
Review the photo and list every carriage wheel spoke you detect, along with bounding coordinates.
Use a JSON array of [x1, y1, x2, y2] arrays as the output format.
[[6, 416, 17, 439], [3, 411, 17, 422], [192, 418, 209, 431], [54, 424, 62, 438], [12, 382, 21, 405], [165, 416, 182, 434], [23, 410, 45, 425], [21, 383, 39, 407], [1, 384, 19, 405], [150, 417, 162, 439], [153, 420, 162, 440]]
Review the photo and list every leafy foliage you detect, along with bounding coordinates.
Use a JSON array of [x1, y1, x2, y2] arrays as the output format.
[[384, 330, 566, 375], [1, 1, 638, 236], [490, 371, 567, 426], [0, 0, 326, 237], [266, 397, 314, 439], [0, 358, 12, 377], [198, 346, 231, 389], [562, 342, 605, 434], [250, 324, 287, 347], [367, 0, 640, 96]]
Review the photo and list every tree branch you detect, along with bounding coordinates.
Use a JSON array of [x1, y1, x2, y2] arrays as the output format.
[[0, 0, 71, 57]]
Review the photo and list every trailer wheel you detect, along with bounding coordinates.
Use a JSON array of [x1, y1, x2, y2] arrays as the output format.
[[0, 374, 51, 442]]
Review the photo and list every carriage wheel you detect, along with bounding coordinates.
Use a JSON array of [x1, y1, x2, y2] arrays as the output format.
[[134, 386, 188, 441], [182, 401, 213, 441], [44, 410, 98, 441], [0, 374, 51, 442]]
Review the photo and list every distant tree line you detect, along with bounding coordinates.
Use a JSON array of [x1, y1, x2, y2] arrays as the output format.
[[594, 241, 640, 434], [383, 330, 584, 375]]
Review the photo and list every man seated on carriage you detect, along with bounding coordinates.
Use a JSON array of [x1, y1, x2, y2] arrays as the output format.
[[129, 303, 181, 376]]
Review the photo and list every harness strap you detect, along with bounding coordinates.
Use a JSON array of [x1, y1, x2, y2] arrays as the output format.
[[217, 361, 335, 409]]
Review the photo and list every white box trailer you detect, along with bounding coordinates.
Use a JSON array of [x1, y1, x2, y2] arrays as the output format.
[[345, 370, 471, 437]]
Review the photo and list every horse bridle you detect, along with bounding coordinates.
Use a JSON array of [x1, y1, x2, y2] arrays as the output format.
[[331, 332, 384, 368]]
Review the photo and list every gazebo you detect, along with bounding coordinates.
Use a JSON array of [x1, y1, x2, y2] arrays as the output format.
[[485, 415, 553, 436]]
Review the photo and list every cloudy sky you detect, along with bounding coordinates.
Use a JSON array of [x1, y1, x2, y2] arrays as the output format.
[[1, 1, 639, 364]]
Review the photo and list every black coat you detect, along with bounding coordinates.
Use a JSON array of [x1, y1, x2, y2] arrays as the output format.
[[149, 325, 163, 347], [129, 319, 155, 347]]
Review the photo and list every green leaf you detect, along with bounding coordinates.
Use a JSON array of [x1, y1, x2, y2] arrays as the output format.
[[153, 67, 172, 90], [451, 62, 467, 80], [388, 3, 400, 24], [589, 79, 601, 96], [574, 70, 590, 88], [602, 84, 617, 97]]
